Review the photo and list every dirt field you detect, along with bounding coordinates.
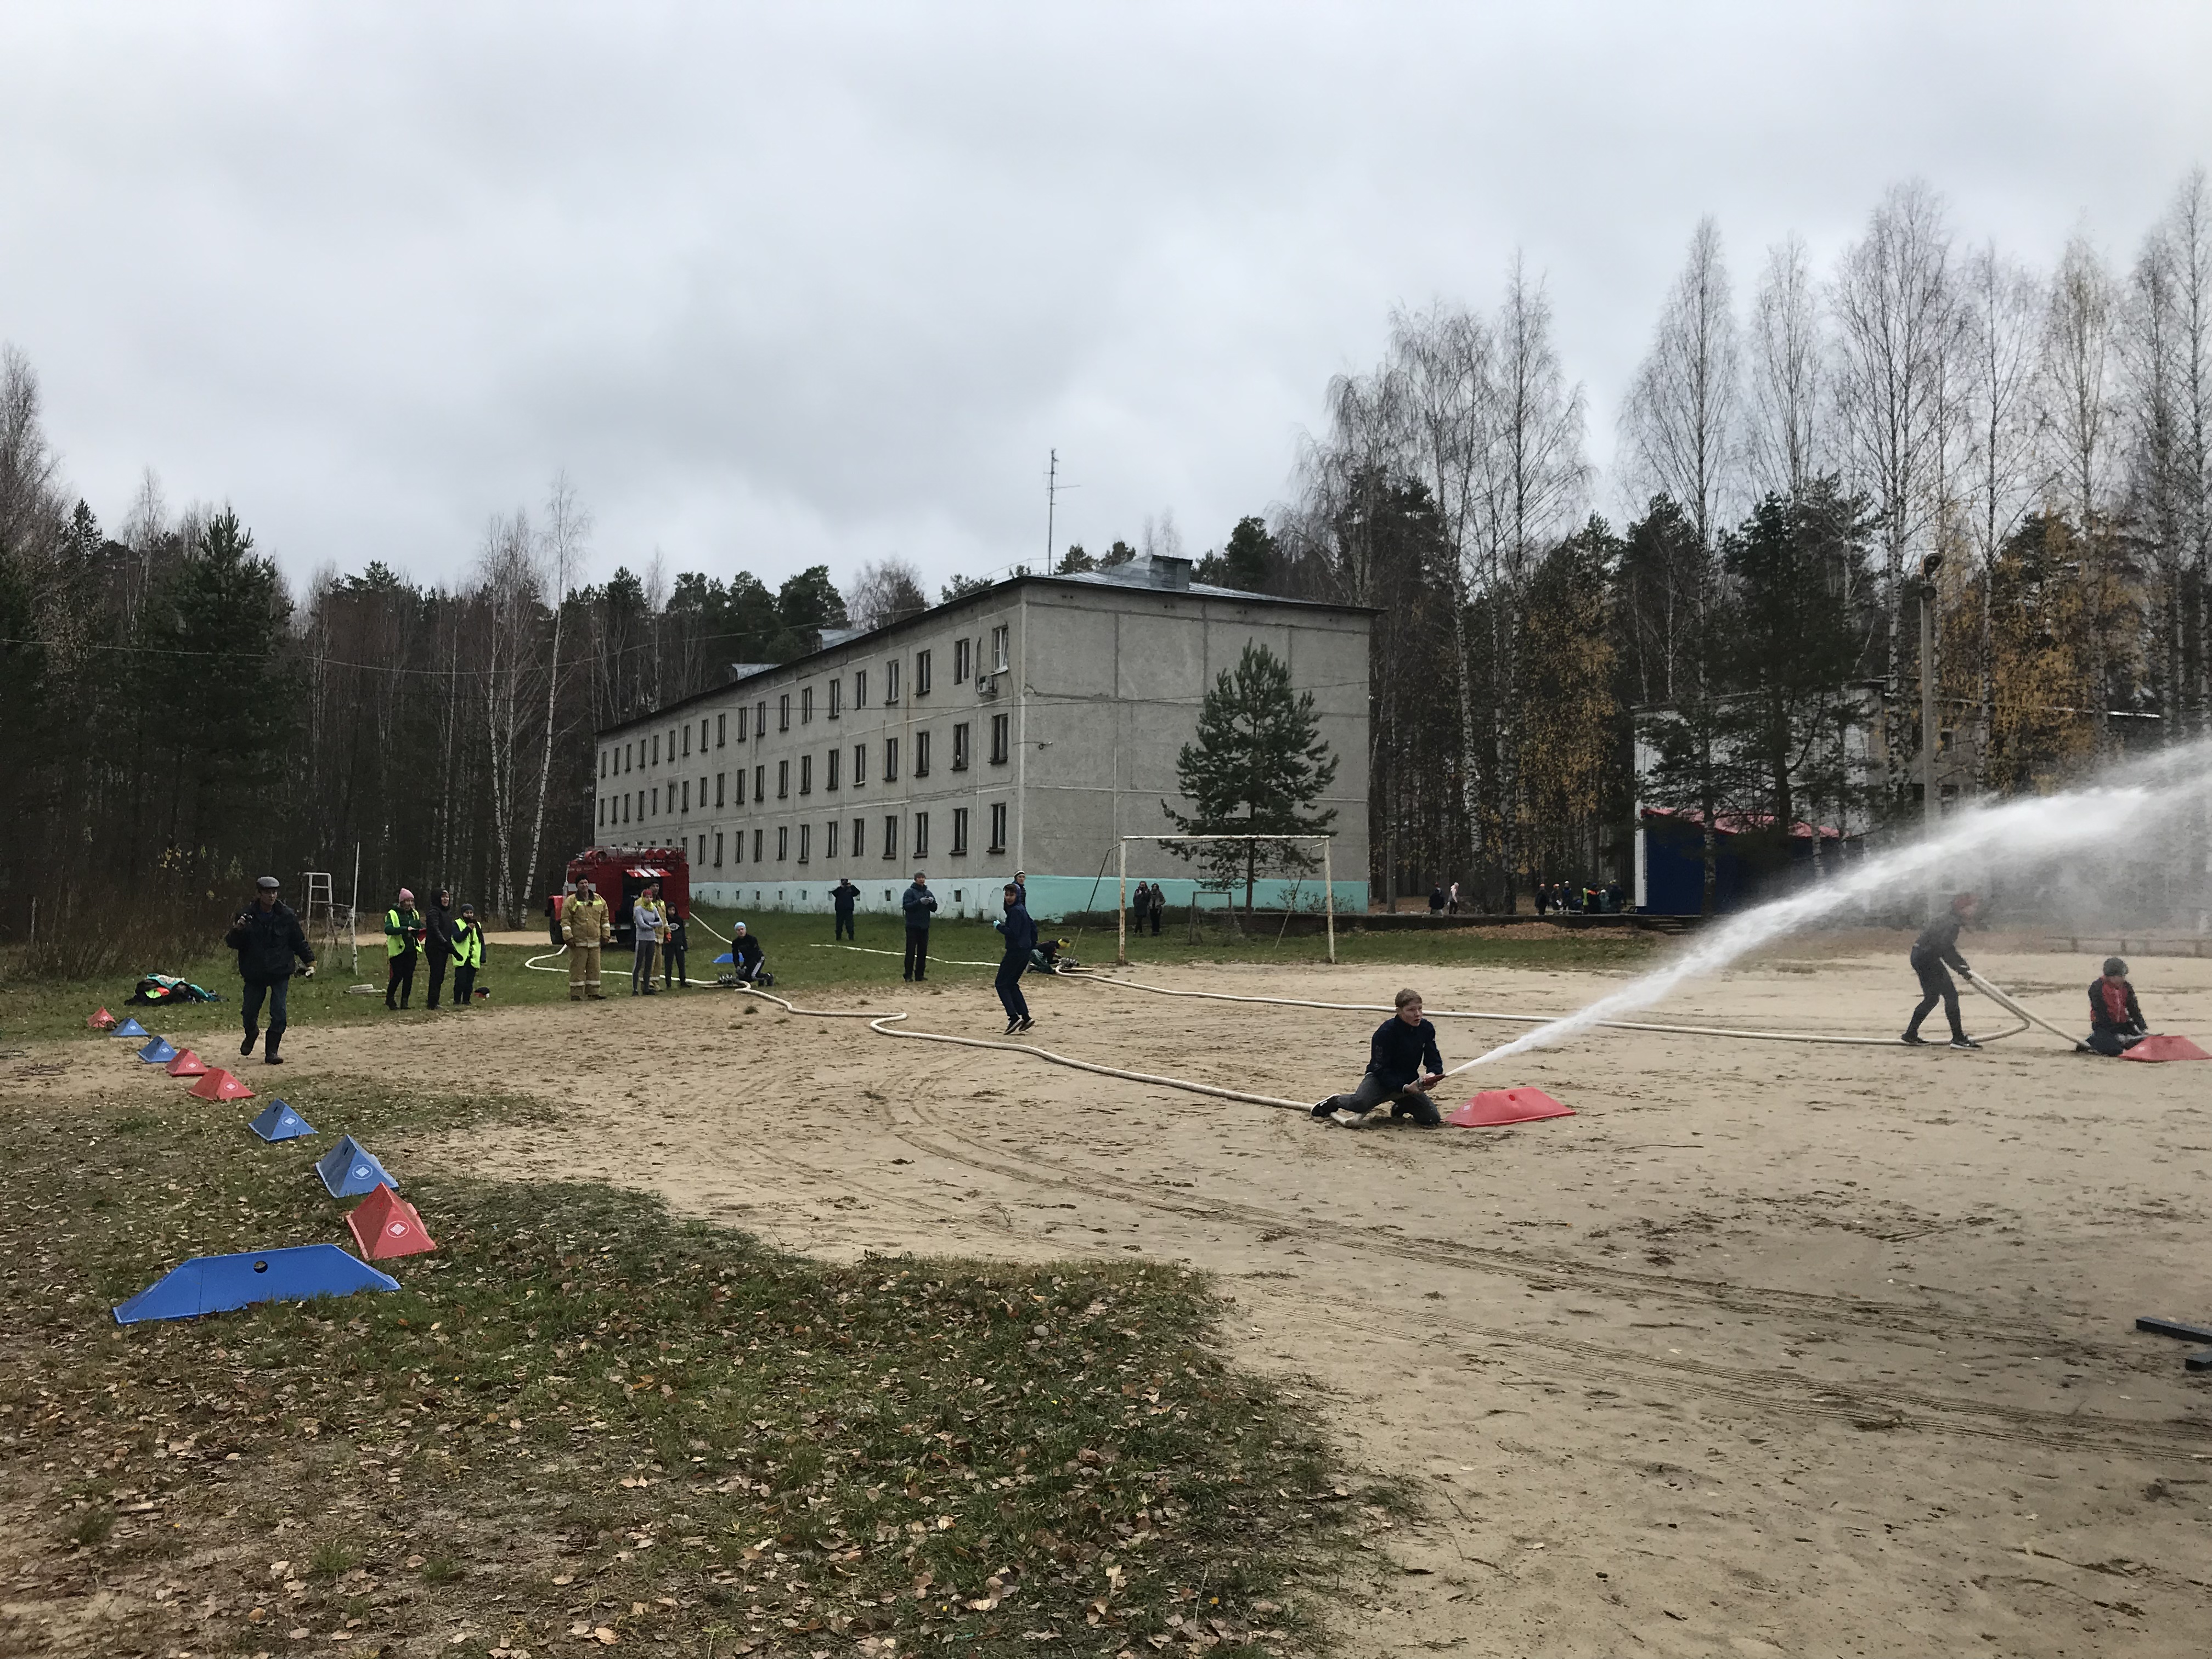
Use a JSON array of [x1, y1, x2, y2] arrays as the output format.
[[281, 943, 2212, 1657]]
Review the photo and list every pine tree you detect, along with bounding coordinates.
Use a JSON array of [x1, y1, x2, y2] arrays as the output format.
[[1163, 642, 1339, 912]]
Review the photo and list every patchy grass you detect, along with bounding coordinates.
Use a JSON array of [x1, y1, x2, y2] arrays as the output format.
[[0, 1069, 1376, 1658]]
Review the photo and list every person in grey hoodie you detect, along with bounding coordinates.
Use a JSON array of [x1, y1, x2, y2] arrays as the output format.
[[901, 872, 938, 981]]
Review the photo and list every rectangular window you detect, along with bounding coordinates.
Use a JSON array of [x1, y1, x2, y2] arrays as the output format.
[[850, 816, 865, 858], [597, 798, 605, 828], [952, 806, 969, 855], [716, 713, 726, 747], [885, 658, 901, 704], [668, 726, 676, 760], [622, 794, 630, 823], [716, 772, 725, 808], [913, 811, 929, 858], [829, 678, 842, 718], [826, 747, 841, 791], [736, 769, 746, 806], [700, 773, 707, 809], [883, 814, 899, 859], [702, 716, 711, 749], [681, 780, 690, 812], [826, 819, 840, 860], [777, 826, 789, 861], [952, 721, 970, 770], [755, 699, 766, 737], [752, 827, 762, 862], [778, 693, 791, 732], [600, 749, 607, 779], [989, 802, 1007, 853], [651, 786, 659, 815], [802, 686, 814, 724], [913, 729, 930, 777], [915, 650, 932, 696], [853, 743, 867, 787], [737, 706, 748, 742], [754, 764, 764, 802], [777, 759, 789, 799], [953, 637, 970, 684], [682, 724, 691, 758], [991, 624, 1009, 672], [990, 713, 1009, 764], [800, 754, 813, 795], [883, 737, 899, 782], [855, 669, 868, 708], [714, 831, 725, 867], [652, 733, 660, 764], [798, 823, 811, 864]]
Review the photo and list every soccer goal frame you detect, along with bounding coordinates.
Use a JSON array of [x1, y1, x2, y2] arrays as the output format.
[[1118, 834, 1336, 966]]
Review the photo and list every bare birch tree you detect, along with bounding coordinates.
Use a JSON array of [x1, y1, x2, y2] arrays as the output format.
[[2040, 232, 2120, 748], [1747, 234, 1824, 501], [524, 473, 589, 923], [476, 510, 540, 925], [1622, 216, 1742, 549]]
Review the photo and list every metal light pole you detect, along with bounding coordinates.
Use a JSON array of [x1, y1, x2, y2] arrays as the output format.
[[1918, 553, 1944, 912]]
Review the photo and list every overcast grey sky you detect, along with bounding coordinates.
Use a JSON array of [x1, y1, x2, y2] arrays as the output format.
[[3, 3, 2208, 597]]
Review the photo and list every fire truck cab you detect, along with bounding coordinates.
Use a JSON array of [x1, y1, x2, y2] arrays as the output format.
[[549, 845, 691, 946]]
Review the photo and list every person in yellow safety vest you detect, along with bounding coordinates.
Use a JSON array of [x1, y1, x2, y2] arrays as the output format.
[[385, 888, 425, 1010], [631, 881, 665, 996], [562, 877, 612, 1001], [449, 903, 485, 1007]]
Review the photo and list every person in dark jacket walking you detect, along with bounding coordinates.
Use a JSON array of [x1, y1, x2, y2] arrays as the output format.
[[1902, 891, 1981, 1049], [2085, 956, 2149, 1055], [994, 883, 1036, 1034], [662, 909, 689, 989], [225, 876, 315, 1064], [901, 872, 937, 980], [423, 888, 456, 1009], [832, 877, 860, 941], [1311, 988, 1444, 1127]]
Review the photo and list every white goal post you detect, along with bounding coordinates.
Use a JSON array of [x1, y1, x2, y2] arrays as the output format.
[[1117, 834, 1336, 966]]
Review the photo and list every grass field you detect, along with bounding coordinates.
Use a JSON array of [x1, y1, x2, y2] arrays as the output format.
[[0, 909, 1652, 1049], [0, 1067, 1377, 1658]]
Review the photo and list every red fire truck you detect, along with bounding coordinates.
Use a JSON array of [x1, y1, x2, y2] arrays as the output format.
[[547, 845, 691, 946]]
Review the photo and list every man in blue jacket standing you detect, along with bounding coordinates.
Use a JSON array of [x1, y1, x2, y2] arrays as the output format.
[[901, 871, 937, 981], [994, 881, 1036, 1035]]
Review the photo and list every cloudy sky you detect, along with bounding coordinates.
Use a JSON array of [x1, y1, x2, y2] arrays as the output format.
[[3, 4, 2208, 597]]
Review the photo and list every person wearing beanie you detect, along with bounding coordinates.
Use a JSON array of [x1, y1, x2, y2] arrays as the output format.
[[450, 902, 486, 1008], [224, 876, 314, 1064], [385, 887, 425, 1009], [2085, 956, 2149, 1056]]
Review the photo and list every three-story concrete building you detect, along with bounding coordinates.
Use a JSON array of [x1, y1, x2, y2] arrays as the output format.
[[590, 554, 1372, 921]]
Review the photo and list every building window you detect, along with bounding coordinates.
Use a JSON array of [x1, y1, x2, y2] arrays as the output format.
[[953, 637, 970, 684], [885, 659, 901, 704], [799, 823, 811, 864], [778, 826, 789, 861], [913, 729, 930, 777], [716, 772, 725, 808], [651, 733, 660, 764], [597, 798, 604, 828], [850, 816, 865, 858], [683, 725, 691, 758], [826, 747, 841, 791], [883, 814, 899, 859], [802, 686, 814, 723], [913, 812, 929, 858], [989, 802, 1007, 853], [737, 706, 748, 742], [853, 743, 867, 787], [854, 669, 868, 708], [829, 678, 842, 719], [703, 716, 713, 750], [777, 760, 789, 799], [883, 737, 899, 782], [754, 764, 764, 802], [681, 780, 690, 812], [668, 726, 676, 760], [717, 713, 726, 747], [697, 833, 706, 863], [651, 787, 659, 815], [778, 693, 791, 732], [991, 624, 1009, 672], [826, 819, 840, 860], [715, 830, 725, 867], [752, 827, 763, 861], [800, 754, 812, 795], [915, 650, 932, 696], [599, 750, 607, 779], [621, 794, 629, 824], [952, 722, 969, 770], [756, 699, 767, 737], [736, 769, 746, 806], [990, 713, 1009, 764], [952, 806, 969, 855]]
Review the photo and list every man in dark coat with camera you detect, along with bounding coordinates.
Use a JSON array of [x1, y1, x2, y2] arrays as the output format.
[[225, 876, 315, 1065]]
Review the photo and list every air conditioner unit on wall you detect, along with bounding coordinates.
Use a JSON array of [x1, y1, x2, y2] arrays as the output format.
[[977, 672, 1001, 699]]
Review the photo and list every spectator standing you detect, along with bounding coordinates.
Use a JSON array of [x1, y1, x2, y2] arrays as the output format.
[[562, 878, 612, 1000], [423, 888, 456, 1009], [901, 872, 937, 980], [385, 888, 424, 1009], [449, 904, 484, 1007], [831, 877, 860, 941], [632, 882, 664, 996], [663, 909, 688, 989]]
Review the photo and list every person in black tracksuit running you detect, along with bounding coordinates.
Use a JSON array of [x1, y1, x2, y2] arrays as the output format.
[[994, 883, 1036, 1034], [1312, 988, 1446, 1127], [1903, 892, 1981, 1049]]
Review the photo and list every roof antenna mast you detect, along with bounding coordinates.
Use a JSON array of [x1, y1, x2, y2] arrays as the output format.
[[1043, 449, 1079, 573]]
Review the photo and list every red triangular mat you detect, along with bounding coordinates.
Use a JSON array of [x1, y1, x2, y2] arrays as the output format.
[[2121, 1032, 2210, 1063], [1447, 1087, 1575, 1127], [346, 1183, 437, 1261]]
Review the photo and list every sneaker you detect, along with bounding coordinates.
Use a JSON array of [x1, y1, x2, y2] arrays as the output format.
[[1899, 1031, 1929, 1046], [1948, 1035, 1982, 1050], [241, 1032, 257, 1057], [1017, 1015, 1035, 1033], [1311, 1101, 1336, 1119], [1004, 1017, 1022, 1036]]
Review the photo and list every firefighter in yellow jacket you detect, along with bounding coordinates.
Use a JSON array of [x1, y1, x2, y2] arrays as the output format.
[[561, 877, 612, 1001]]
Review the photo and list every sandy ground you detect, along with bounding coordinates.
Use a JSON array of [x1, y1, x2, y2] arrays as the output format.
[[110, 944, 2212, 1655]]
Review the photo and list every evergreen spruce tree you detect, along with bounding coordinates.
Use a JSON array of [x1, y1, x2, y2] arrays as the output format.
[[1163, 641, 1339, 913]]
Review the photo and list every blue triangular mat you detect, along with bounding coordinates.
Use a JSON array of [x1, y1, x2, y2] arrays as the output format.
[[136, 1036, 179, 1064], [112, 1244, 397, 1324], [713, 952, 734, 964], [114, 1018, 149, 1038], [249, 1099, 316, 1142], [315, 1135, 395, 1198]]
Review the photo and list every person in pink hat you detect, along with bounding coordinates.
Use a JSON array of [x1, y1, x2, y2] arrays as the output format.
[[384, 887, 426, 1009]]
